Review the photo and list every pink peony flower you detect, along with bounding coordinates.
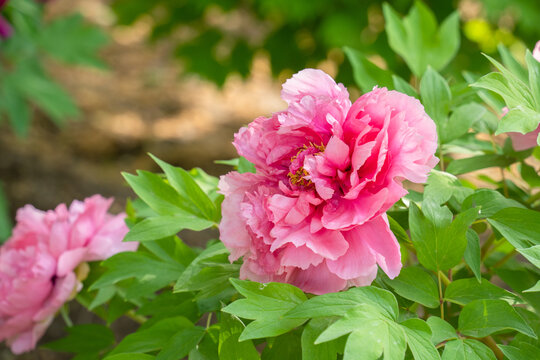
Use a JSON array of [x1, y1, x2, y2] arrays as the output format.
[[0, 195, 137, 354], [219, 69, 438, 294]]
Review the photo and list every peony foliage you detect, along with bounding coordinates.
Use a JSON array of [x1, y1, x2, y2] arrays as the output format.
[[1, 2, 540, 360]]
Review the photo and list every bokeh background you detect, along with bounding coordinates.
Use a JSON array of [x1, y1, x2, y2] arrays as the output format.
[[1, 0, 539, 358]]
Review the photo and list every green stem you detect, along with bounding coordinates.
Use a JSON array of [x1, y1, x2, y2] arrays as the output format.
[[480, 336, 504, 360], [438, 271, 445, 321], [481, 232, 496, 261], [60, 305, 73, 328], [492, 249, 517, 269], [438, 271, 451, 287], [126, 310, 147, 324], [206, 312, 213, 329]]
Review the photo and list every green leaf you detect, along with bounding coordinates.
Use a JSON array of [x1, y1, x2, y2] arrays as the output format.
[[384, 267, 439, 308], [285, 286, 399, 321], [401, 318, 441, 360], [488, 207, 540, 249], [301, 318, 343, 360], [442, 103, 487, 143], [497, 106, 540, 135], [222, 279, 307, 340], [344, 47, 393, 93], [38, 14, 108, 68], [123, 171, 189, 216], [524, 281, 540, 293], [442, 339, 496, 360], [458, 299, 536, 339], [383, 2, 460, 76], [392, 75, 418, 98], [526, 50, 540, 111], [497, 44, 528, 84], [174, 242, 237, 298], [446, 154, 518, 175], [156, 327, 205, 360], [499, 343, 540, 360], [444, 278, 521, 306], [388, 214, 411, 243], [261, 332, 302, 360], [483, 54, 536, 109], [424, 170, 473, 205], [43, 324, 114, 354], [464, 230, 482, 282], [519, 245, 540, 268], [426, 317, 457, 345], [125, 215, 214, 242], [0, 77, 31, 136], [108, 317, 194, 356], [218, 313, 260, 360], [409, 203, 478, 272], [150, 154, 219, 221], [420, 67, 452, 130], [462, 189, 525, 218], [137, 291, 198, 322], [520, 162, 540, 188], [90, 252, 184, 298], [14, 61, 79, 123], [317, 307, 407, 360]]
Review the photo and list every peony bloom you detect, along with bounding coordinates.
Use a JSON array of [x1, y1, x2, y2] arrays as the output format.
[[0, 195, 137, 354], [219, 69, 438, 294]]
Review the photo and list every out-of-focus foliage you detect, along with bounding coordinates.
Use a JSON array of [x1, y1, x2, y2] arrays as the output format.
[[0, 0, 108, 136], [110, 0, 540, 86]]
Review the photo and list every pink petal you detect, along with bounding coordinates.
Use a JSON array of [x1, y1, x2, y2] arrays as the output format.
[[288, 262, 348, 295], [361, 215, 402, 279], [327, 229, 377, 280]]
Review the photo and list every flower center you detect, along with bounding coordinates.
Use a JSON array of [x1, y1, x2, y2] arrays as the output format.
[[288, 142, 325, 188]]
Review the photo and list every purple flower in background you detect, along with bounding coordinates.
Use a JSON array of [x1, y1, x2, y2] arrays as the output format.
[[0, 0, 11, 39]]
